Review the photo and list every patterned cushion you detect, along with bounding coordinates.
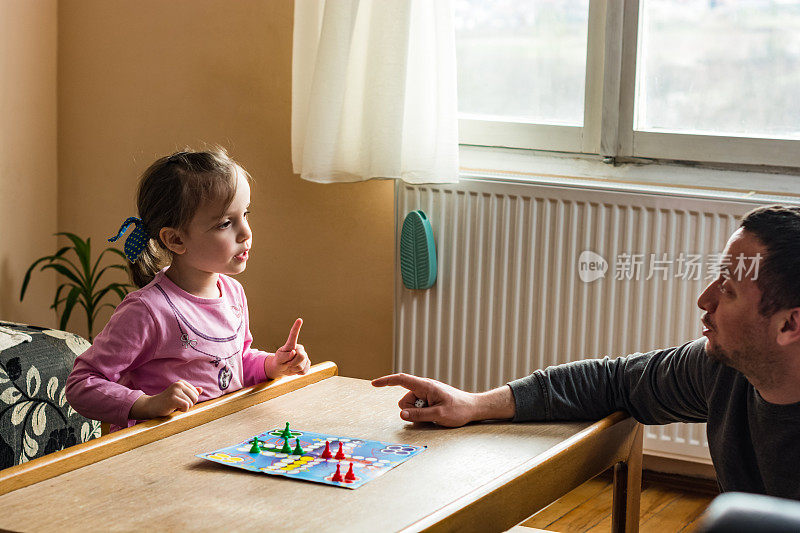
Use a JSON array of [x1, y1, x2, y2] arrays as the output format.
[[0, 321, 100, 469]]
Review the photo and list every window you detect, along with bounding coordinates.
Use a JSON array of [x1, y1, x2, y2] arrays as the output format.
[[456, 1, 589, 126], [455, 0, 800, 168]]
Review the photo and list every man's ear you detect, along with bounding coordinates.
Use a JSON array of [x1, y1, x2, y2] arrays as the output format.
[[776, 308, 800, 347], [159, 227, 186, 255]]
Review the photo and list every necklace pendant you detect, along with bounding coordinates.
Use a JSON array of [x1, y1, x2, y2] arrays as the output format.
[[218, 364, 232, 390], [180, 333, 197, 348]]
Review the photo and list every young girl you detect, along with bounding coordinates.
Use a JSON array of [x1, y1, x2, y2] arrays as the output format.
[[66, 148, 310, 431]]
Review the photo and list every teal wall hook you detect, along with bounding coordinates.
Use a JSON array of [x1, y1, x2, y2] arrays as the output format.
[[400, 210, 437, 290]]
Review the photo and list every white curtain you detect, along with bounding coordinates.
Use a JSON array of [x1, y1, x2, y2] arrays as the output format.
[[292, 0, 459, 184]]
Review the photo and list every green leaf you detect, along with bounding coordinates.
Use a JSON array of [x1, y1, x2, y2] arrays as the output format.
[[90, 248, 132, 298], [76, 293, 90, 313], [51, 283, 72, 310], [90, 248, 115, 284], [20, 256, 56, 301], [40, 263, 84, 288], [92, 282, 131, 307], [19, 246, 72, 301], [59, 286, 82, 331], [46, 253, 87, 286], [56, 232, 92, 283], [105, 248, 129, 261], [112, 286, 129, 301], [93, 264, 129, 287], [113, 286, 129, 301], [56, 232, 88, 259]]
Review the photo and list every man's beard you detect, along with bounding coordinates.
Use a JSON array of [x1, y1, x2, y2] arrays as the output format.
[[705, 336, 781, 390], [705, 339, 735, 367]]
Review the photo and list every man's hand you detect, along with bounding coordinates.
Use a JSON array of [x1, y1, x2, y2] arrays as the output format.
[[371, 373, 480, 427], [266, 318, 311, 379], [129, 380, 203, 420]]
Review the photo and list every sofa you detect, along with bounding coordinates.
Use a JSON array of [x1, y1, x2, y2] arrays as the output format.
[[697, 492, 800, 532], [0, 321, 100, 469]]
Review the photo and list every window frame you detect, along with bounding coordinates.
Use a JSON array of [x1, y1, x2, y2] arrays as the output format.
[[457, 0, 800, 169]]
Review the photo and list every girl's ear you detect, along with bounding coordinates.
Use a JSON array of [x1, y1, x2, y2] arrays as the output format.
[[160, 227, 186, 255]]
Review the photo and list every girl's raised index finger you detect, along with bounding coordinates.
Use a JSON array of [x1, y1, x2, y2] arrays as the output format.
[[284, 318, 303, 347]]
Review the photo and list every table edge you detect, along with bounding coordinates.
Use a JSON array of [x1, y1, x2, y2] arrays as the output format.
[[0, 361, 338, 496], [407, 411, 641, 533]]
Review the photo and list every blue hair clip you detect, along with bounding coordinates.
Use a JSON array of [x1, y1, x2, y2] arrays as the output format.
[[108, 217, 149, 263]]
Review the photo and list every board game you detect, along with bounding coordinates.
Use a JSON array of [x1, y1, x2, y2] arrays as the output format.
[[197, 423, 426, 489]]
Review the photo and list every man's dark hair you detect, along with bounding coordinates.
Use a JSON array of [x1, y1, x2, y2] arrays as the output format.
[[740, 205, 800, 316]]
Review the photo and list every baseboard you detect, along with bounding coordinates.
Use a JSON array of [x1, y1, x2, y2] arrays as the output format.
[[642, 469, 720, 497], [643, 453, 717, 481], [643, 454, 720, 496]]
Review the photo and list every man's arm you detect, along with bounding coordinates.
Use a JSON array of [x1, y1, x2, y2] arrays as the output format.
[[509, 338, 712, 424], [474, 386, 516, 421], [371, 374, 515, 426], [373, 338, 714, 427]]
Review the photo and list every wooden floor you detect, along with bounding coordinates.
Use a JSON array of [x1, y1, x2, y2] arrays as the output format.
[[519, 470, 718, 532]]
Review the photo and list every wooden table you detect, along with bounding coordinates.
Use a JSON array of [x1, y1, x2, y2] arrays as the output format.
[[0, 363, 642, 532]]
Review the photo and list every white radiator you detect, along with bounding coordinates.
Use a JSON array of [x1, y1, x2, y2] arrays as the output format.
[[394, 176, 765, 462]]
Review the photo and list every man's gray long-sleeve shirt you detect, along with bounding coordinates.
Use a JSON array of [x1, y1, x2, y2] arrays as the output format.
[[507, 338, 800, 499]]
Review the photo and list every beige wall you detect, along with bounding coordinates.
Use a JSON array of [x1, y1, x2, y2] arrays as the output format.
[[0, 0, 59, 328], [57, 1, 394, 378]]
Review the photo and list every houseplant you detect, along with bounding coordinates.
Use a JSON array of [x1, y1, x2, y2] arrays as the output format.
[[19, 232, 133, 341]]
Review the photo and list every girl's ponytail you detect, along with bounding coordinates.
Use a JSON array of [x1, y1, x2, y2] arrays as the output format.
[[108, 216, 165, 289], [129, 239, 166, 288]]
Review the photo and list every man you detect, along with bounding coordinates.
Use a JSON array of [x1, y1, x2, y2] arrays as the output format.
[[373, 205, 800, 499]]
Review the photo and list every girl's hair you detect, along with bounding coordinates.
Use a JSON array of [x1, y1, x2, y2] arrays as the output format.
[[129, 147, 250, 288]]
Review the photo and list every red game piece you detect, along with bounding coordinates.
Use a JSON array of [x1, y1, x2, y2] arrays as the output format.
[[334, 442, 345, 460], [344, 462, 356, 482], [321, 441, 332, 459], [331, 463, 344, 482]]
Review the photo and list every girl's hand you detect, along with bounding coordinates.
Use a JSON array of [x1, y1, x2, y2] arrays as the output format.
[[266, 318, 311, 379], [129, 380, 203, 420]]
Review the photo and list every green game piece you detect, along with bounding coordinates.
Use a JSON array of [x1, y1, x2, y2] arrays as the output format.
[[249, 437, 261, 454], [280, 422, 292, 439], [292, 438, 303, 455], [280, 437, 292, 454]]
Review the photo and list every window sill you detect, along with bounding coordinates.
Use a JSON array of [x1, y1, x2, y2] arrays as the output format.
[[459, 145, 800, 205]]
